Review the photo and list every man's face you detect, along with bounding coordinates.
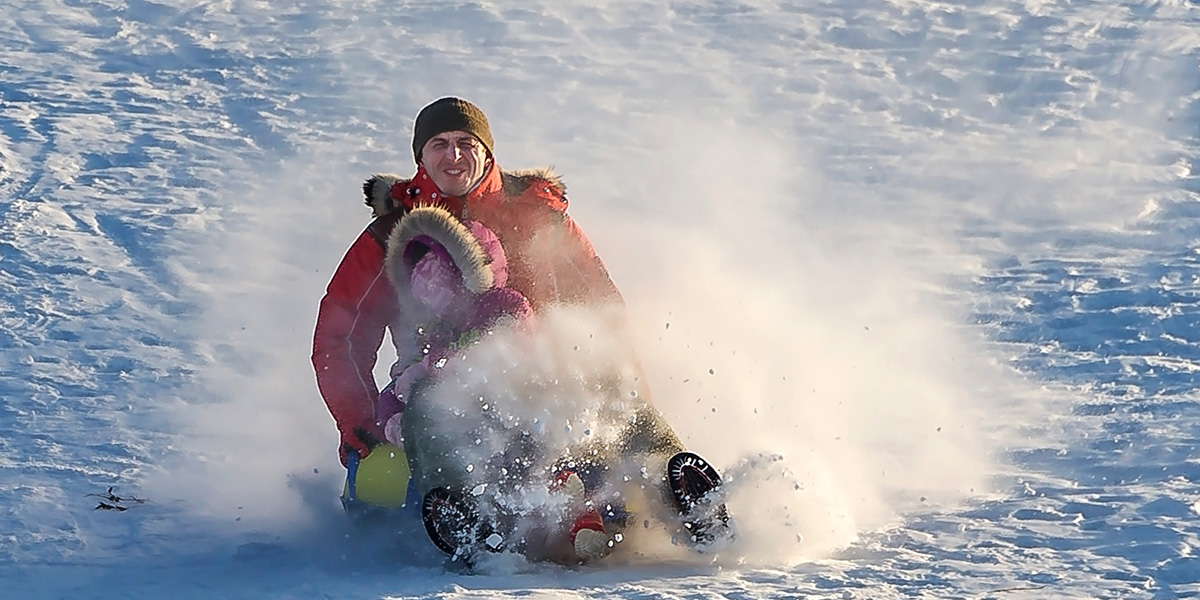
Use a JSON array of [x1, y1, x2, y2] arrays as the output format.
[[420, 131, 490, 197]]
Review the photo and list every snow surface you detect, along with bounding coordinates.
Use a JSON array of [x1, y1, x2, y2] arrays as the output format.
[[3, 0, 1200, 597]]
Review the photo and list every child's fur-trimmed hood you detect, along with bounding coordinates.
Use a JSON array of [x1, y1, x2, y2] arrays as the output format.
[[384, 205, 495, 295]]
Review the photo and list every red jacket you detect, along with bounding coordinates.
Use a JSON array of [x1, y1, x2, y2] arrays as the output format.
[[312, 163, 623, 463]]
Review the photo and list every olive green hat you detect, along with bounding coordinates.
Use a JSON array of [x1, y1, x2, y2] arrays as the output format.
[[412, 97, 494, 164]]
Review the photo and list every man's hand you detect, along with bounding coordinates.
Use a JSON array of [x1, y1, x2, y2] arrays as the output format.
[[340, 426, 383, 465]]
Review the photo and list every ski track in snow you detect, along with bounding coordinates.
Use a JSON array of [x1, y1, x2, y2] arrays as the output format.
[[2, 0, 1200, 598]]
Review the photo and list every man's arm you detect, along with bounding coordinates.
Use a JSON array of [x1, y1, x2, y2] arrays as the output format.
[[547, 209, 671, 399], [312, 229, 397, 464], [553, 213, 624, 307]]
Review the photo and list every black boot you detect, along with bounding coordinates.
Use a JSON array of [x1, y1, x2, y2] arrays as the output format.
[[421, 487, 493, 558], [666, 451, 731, 546]]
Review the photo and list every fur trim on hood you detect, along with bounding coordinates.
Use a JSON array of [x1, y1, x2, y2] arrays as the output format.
[[363, 173, 406, 219], [385, 205, 494, 294], [362, 168, 566, 219], [501, 167, 566, 197]]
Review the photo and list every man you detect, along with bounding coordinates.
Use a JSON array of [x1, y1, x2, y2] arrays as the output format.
[[312, 98, 725, 564]]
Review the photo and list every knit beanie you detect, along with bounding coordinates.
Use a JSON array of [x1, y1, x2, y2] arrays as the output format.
[[412, 97, 494, 164]]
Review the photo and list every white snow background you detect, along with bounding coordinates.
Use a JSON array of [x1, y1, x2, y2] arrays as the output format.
[[2, 0, 1199, 598]]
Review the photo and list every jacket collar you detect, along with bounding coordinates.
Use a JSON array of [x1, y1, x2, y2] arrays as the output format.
[[367, 165, 566, 219], [400, 162, 504, 219]]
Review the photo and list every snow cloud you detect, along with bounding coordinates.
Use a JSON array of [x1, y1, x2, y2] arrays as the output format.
[[139, 145, 370, 537], [581, 109, 1013, 563]]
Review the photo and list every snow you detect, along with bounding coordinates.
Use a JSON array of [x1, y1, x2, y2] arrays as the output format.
[[3, 0, 1200, 597]]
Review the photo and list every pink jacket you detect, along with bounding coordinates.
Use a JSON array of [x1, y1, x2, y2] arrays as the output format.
[[374, 206, 535, 445]]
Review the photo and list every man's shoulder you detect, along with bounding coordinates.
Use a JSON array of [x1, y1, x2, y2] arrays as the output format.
[[363, 173, 411, 218], [501, 167, 566, 197], [358, 173, 412, 247], [501, 167, 569, 213]]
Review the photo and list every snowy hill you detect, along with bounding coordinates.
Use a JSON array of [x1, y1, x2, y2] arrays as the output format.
[[3, 0, 1200, 598]]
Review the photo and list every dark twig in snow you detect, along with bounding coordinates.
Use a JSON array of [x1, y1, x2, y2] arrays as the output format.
[[88, 487, 147, 510]]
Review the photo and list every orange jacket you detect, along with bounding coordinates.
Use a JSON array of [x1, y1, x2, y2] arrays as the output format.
[[312, 163, 623, 463]]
